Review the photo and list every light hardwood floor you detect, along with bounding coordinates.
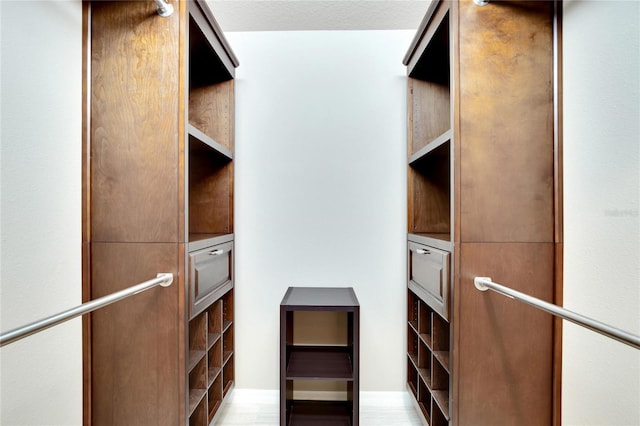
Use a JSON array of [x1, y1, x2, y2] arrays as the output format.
[[215, 389, 425, 425]]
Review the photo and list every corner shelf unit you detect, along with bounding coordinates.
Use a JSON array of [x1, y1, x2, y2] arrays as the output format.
[[85, 1, 239, 425], [404, 1, 559, 425], [280, 287, 360, 426]]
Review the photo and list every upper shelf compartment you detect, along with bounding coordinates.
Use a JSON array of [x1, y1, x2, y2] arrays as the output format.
[[406, 3, 451, 158], [188, 2, 236, 152]]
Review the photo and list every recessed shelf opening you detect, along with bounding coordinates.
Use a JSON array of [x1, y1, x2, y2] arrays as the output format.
[[409, 141, 451, 239]]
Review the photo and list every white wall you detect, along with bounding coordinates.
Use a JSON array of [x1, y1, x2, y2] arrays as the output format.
[[562, 1, 640, 425], [0, 1, 83, 424], [229, 30, 413, 391]]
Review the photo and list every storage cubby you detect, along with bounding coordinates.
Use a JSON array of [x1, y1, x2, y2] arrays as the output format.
[[223, 324, 234, 366], [418, 377, 432, 423], [407, 289, 450, 424], [208, 338, 222, 385], [407, 356, 418, 398], [408, 290, 419, 330], [431, 404, 449, 426], [208, 301, 223, 349], [189, 357, 208, 416], [189, 312, 207, 371], [223, 355, 234, 396], [223, 289, 234, 331], [208, 374, 223, 421], [418, 339, 431, 386], [408, 325, 419, 367], [432, 359, 449, 419], [190, 398, 207, 426], [188, 287, 234, 426], [418, 301, 432, 346], [280, 287, 360, 426], [432, 313, 450, 372]]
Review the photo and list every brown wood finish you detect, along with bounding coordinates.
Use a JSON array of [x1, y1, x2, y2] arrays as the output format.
[[456, 243, 554, 425], [84, 1, 237, 424], [458, 0, 554, 243], [90, 0, 181, 243], [90, 242, 182, 425], [189, 81, 234, 150], [406, 1, 560, 425], [189, 154, 233, 235], [409, 146, 451, 235], [411, 79, 451, 155]]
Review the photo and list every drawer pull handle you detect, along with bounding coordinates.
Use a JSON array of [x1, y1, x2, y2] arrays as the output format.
[[208, 249, 224, 256], [416, 248, 431, 255]]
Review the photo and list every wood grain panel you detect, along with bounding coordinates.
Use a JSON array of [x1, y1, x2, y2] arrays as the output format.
[[455, 242, 554, 426], [90, 1, 181, 243], [189, 80, 234, 151], [411, 78, 451, 155], [90, 242, 183, 425], [458, 0, 554, 243]]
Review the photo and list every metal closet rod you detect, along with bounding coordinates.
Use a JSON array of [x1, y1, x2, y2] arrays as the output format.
[[0, 273, 174, 348], [474, 277, 640, 350]]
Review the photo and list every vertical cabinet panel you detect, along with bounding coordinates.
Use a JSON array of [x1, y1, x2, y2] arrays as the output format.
[[90, 242, 182, 426], [90, 1, 181, 243], [457, 243, 554, 425], [457, 0, 555, 243]]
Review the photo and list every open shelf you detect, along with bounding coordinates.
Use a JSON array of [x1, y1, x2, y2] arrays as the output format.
[[286, 346, 353, 380], [208, 373, 223, 422], [408, 139, 451, 238], [189, 125, 233, 160], [189, 357, 207, 415], [188, 140, 233, 238], [408, 9, 450, 157], [189, 397, 207, 426], [188, 8, 234, 150], [287, 401, 353, 426], [187, 6, 234, 244]]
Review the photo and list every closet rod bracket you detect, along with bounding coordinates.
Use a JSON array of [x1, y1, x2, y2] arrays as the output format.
[[155, 0, 174, 17]]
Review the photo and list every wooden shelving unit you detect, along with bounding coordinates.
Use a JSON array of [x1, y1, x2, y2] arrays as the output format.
[[84, 1, 239, 424], [404, 1, 560, 425], [188, 290, 234, 425], [280, 287, 360, 426]]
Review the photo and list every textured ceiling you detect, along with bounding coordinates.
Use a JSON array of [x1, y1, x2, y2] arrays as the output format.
[[206, 0, 431, 32]]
